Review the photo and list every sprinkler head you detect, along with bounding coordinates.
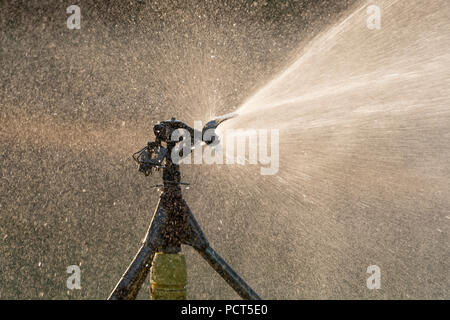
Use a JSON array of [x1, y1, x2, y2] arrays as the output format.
[[202, 113, 238, 145]]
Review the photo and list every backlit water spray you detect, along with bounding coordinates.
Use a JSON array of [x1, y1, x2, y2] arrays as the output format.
[[214, 0, 450, 298]]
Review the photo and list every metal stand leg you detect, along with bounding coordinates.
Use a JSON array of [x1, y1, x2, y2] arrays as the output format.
[[182, 202, 261, 300], [195, 246, 261, 300], [108, 244, 155, 300], [109, 175, 261, 300], [108, 198, 167, 300]]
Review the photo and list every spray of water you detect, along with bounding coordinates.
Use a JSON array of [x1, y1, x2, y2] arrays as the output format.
[[213, 0, 450, 298]]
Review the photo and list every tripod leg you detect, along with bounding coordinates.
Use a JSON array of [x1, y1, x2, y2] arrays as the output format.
[[108, 244, 155, 300], [108, 198, 167, 300], [181, 202, 261, 300], [195, 246, 261, 300]]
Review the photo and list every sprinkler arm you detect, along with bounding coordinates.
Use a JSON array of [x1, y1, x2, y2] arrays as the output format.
[[203, 112, 237, 132], [202, 112, 238, 145]]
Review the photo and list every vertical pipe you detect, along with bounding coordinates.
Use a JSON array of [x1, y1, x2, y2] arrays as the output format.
[[150, 252, 187, 300]]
